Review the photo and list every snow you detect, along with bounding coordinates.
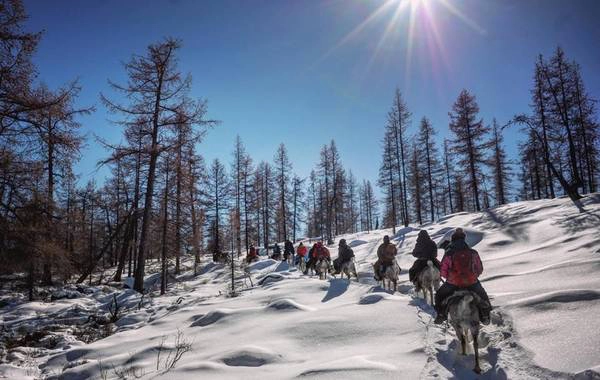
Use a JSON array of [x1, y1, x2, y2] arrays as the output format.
[[1, 193, 600, 379]]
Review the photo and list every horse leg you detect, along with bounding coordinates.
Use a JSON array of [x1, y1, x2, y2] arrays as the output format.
[[429, 285, 434, 306], [473, 331, 481, 374], [460, 332, 467, 356]]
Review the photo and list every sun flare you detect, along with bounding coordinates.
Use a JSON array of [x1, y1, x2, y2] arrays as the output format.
[[318, 0, 485, 83]]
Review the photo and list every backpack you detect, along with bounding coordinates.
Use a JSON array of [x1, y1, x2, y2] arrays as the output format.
[[450, 249, 478, 287]]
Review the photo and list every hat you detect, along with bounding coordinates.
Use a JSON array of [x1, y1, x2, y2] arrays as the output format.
[[451, 228, 466, 241]]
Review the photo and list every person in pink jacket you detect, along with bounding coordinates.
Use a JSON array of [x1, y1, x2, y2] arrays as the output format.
[[434, 228, 491, 325]]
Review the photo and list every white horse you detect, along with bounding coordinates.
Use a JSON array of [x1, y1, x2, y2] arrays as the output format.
[[375, 260, 400, 291], [447, 290, 482, 374], [316, 258, 330, 280], [415, 260, 440, 305], [339, 258, 358, 280]]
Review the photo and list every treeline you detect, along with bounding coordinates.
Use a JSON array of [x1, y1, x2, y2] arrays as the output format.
[[0, 0, 374, 298], [377, 47, 599, 233], [1, 1, 598, 298]]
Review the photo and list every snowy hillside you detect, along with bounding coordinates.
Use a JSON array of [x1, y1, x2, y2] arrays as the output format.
[[2, 194, 600, 379]]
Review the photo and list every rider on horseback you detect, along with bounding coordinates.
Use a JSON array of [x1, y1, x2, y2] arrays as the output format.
[[304, 241, 330, 274], [409, 230, 440, 285], [332, 239, 355, 275], [434, 228, 492, 325], [271, 243, 282, 260], [283, 239, 294, 262], [246, 244, 259, 263], [295, 242, 308, 265], [374, 235, 397, 281]]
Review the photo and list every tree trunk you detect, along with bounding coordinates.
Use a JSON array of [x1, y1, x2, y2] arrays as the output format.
[[161, 166, 169, 295], [425, 131, 435, 221], [175, 136, 182, 274], [134, 65, 166, 293]]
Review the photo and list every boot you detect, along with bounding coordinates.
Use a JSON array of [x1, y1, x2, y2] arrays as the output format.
[[374, 269, 381, 281], [479, 306, 491, 325], [434, 304, 447, 324]]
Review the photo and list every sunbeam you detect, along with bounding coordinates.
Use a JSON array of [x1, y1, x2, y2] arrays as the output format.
[[316, 0, 485, 85]]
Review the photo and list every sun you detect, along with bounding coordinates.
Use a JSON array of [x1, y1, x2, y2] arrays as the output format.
[[316, 0, 485, 83]]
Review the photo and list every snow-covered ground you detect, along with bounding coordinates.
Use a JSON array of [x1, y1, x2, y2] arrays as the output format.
[[2, 194, 600, 379]]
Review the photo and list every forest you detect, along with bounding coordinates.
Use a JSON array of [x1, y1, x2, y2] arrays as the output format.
[[0, 0, 598, 300]]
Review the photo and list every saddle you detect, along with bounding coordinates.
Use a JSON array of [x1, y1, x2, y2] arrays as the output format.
[[444, 290, 486, 311], [317, 258, 332, 272], [381, 260, 399, 274]]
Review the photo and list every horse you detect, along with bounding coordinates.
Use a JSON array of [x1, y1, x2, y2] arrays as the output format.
[[375, 259, 400, 291], [339, 258, 358, 280], [447, 290, 482, 374], [316, 258, 330, 280], [297, 256, 307, 273], [415, 260, 440, 305]]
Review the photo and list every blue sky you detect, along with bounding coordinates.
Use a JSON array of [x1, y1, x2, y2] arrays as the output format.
[[24, 0, 600, 194]]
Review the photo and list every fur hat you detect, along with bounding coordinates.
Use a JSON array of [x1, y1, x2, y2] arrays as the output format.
[[383, 235, 390, 243], [339, 239, 347, 245]]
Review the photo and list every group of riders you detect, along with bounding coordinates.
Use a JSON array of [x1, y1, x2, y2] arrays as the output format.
[[243, 227, 492, 325], [245, 238, 355, 276]]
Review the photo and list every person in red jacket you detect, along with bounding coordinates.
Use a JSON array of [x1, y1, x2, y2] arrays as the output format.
[[434, 228, 491, 325], [295, 242, 308, 265], [304, 241, 330, 274], [246, 245, 258, 263]]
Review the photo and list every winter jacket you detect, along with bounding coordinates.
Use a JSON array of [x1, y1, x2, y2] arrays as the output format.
[[284, 241, 294, 254], [412, 230, 438, 261], [273, 245, 281, 254], [314, 245, 330, 259], [440, 239, 483, 287], [377, 242, 397, 263], [338, 244, 355, 263], [248, 247, 258, 258], [297, 245, 308, 257]]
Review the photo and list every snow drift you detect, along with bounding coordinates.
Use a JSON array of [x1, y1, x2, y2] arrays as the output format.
[[1, 193, 600, 379]]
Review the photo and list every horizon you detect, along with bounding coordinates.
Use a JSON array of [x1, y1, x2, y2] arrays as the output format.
[[23, 0, 600, 194]]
